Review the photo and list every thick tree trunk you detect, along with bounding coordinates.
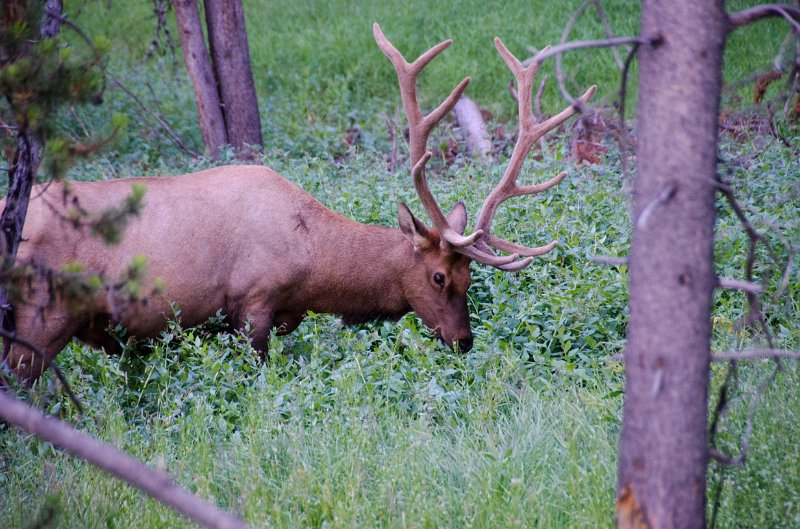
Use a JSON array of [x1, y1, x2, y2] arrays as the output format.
[[173, 0, 228, 157], [204, 0, 262, 153], [616, 2, 726, 528]]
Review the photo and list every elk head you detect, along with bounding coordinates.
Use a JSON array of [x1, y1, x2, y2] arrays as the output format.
[[374, 24, 596, 351]]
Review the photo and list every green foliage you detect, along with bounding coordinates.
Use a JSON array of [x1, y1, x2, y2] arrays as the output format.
[[0, 0, 110, 180], [0, 1, 797, 528]]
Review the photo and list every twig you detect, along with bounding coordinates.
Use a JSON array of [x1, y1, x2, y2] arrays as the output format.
[[708, 363, 781, 467], [542, 36, 650, 65], [554, 0, 593, 105], [384, 113, 398, 173], [0, 390, 253, 529], [592, 0, 625, 69], [716, 277, 763, 294], [712, 349, 800, 362], [591, 255, 628, 266], [109, 76, 200, 157], [534, 75, 547, 123], [618, 42, 640, 203], [635, 183, 676, 229], [0, 328, 83, 415]]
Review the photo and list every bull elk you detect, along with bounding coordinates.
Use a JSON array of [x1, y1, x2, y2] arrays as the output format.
[[3, 25, 595, 383]]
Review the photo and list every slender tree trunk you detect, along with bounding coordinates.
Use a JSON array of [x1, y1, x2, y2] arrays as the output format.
[[616, 2, 726, 528], [0, 0, 62, 340], [204, 0, 262, 153], [172, 0, 227, 157]]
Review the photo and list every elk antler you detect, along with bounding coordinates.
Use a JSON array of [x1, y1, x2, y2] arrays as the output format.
[[376, 25, 596, 271], [467, 38, 596, 271], [373, 24, 482, 249]]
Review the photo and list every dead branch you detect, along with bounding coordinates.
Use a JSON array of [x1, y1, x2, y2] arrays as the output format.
[[555, 0, 594, 105], [453, 96, 491, 162], [591, 255, 628, 266], [727, 4, 800, 34], [534, 76, 547, 123], [635, 183, 676, 229], [708, 363, 781, 467], [712, 349, 800, 362], [384, 113, 399, 172], [538, 36, 650, 66], [715, 277, 763, 294], [592, 0, 625, 69], [110, 76, 200, 157], [0, 327, 83, 414], [618, 42, 640, 199], [0, 390, 253, 529]]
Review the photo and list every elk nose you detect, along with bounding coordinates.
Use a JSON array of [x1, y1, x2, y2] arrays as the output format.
[[457, 335, 473, 352]]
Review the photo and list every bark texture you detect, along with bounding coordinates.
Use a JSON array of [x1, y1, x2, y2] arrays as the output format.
[[616, 2, 726, 528], [0, 0, 62, 340], [204, 0, 262, 152], [172, 0, 227, 156]]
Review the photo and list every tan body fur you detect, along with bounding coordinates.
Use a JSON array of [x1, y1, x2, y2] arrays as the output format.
[[7, 165, 474, 381]]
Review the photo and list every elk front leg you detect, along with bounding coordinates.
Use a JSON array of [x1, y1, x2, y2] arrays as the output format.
[[4, 305, 81, 386]]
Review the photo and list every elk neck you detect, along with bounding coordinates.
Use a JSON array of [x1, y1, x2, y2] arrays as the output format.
[[300, 214, 415, 325]]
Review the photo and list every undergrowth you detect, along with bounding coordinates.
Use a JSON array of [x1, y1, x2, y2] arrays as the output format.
[[1, 1, 799, 528]]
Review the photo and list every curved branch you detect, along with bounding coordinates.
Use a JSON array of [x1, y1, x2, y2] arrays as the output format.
[[728, 4, 800, 35], [0, 390, 252, 529], [538, 36, 651, 65]]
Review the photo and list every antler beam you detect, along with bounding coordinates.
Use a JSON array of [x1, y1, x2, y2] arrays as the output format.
[[376, 26, 596, 272], [468, 38, 596, 271], [373, 24, 479, 248]]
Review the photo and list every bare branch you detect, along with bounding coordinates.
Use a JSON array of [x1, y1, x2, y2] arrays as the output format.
[[715, 277, 763, 294], [538, 36, 651, 65], [592, 255, 628, 266], [708, 364, 781, 468], [554, 0, 594, 105], [0, 390, 253, 529], [728, 4, 800, 35], [592, 0, 625, 69], [0, 328, 83, 414], [110, 76, 200, 158], [712, 349, 800, 362], [635, 183, 676, 229]]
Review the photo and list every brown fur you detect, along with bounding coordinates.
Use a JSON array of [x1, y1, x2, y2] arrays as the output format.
[[4, 165, 474, 382]]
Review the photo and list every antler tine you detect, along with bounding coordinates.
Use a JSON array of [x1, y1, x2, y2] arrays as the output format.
[[412, 153, 483, 248], [374, 23, 475, 248], [468, 38, 596, 269]]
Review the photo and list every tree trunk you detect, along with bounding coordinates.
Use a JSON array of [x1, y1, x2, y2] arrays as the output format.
[[616, 2, 726, 528], [0, 0, 62, 340], [173, 0, 228, 157], [204, 0, 262, 153]]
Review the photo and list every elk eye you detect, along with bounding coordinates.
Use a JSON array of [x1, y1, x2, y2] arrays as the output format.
[[433, 272, 445, 287]]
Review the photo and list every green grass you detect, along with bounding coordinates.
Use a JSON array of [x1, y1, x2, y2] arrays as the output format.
[[1, 1, 799, 528], [62, 0, 786, 163]]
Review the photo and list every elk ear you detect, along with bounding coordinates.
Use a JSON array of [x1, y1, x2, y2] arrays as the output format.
[[446, 201, 468, 235], [398, 202, 433, 250]]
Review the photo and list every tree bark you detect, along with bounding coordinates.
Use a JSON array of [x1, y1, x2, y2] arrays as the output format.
[[173, 0, 228, 157], [0, 0, 62, 341], [616, 2, 726, 529], [204, 0, 262, 153]]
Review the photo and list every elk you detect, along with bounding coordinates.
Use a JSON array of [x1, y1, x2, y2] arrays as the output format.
[[3, 25, 595, 383]]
